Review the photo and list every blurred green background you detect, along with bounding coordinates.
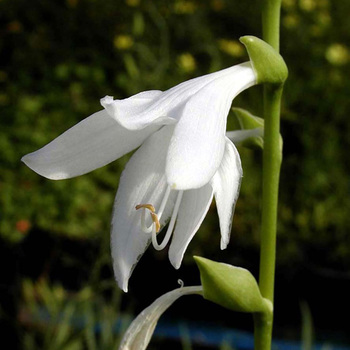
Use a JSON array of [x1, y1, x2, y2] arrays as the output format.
[[1, 0, 350, 348]]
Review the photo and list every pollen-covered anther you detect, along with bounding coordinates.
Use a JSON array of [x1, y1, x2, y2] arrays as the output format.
[[135, 203, 160, 233], [135, 203, 155, 212]]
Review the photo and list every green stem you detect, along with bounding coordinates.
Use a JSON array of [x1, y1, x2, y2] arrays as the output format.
[[262, 0, 282, 51], [259, 85, 283, 303], [255, 86, 283, 350], [255, 1, 283, 349], [254, 310, 274, 350]]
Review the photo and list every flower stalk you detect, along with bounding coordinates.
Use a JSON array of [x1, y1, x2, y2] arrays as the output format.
[[259, 85, 283, 303], [255, 0, 284, 349], [262, 0, 282, 52]]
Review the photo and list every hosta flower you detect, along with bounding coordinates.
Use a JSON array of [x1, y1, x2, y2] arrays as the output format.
[[112, 124, 245, 292], [22, 62, 257, 292]]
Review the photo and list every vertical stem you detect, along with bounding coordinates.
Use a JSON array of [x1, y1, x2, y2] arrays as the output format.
[[255, 86, 283, 350], [262, 0, 282, 51], [255, 1, 283, 349], [259, 85, 283, 303], [254, 309, 274, 350]]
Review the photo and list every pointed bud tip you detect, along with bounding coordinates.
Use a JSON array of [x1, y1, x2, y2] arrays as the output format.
[[239, 35, 288, 85]]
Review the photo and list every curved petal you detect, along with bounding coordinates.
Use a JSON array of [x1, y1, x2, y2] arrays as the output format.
[[101, 91, 177, 130], [119, 285, 202, 350], [21, 110, 159, 180], [111, 126, 176, 292], [101, 63, 254, 131], [211, 137, 243, 250], [166, 62, 256, 190], [168, 184, 213, 269]]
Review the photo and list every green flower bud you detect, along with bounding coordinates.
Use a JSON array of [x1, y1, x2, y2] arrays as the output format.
[[194, 256, 272, 314], [240, 36, 288, 85]]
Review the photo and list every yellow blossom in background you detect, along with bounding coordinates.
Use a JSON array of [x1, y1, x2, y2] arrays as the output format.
[[211, 0, 225, 12], [174, 1, 196, 14], [0, 94, 9, 106], [309, 10, 331, 36], [319, 0, 330, 9], [114, 35, 134, 50], [299, 0, 316, 12], [0, 71, 7, 82], [177, 53, 196, 73], [218, 39, 245, 58], [7, 21, 22, 33], [283, 14, 300, 29], [126, 0, 140, 7], [66, 0, 79, 8], [317, 11, 331, 28], [325, 43, 349, 66], [282, 0, 296, 10]]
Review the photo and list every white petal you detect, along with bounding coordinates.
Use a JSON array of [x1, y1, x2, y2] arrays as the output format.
[[166, 62, 256, 190], [111, 126, 176, 292], [101, 91, 177, 130], [211, 137, 243, 250], [101, 64, 254, 131], [21, 110, 159, 180], [119, 285, 202, 350], [168, 184, 213, 269]]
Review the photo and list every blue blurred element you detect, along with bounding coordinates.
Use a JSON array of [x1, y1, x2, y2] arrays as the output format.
[[35, 307, 350, 350], [155, 319, 350, 350]]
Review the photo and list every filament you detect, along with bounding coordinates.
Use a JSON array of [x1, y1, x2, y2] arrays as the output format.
[[157, 185, 171, 221], [152, 190, 183, 251]]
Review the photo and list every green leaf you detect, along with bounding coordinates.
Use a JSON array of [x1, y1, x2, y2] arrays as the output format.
[[240, 36, 288, 85], [233, 107, 264, 129], [194, 256, 271, 313], [231, 107, 283, 153], [232, 107, 264, 149]]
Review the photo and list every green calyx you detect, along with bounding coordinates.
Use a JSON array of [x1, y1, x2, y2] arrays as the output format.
[[233, 107, 264, 130], [232, 107, 264, 149], [240, 35, 288, 85], [231, 107, 283, 153], [194, 256, 272, 314]]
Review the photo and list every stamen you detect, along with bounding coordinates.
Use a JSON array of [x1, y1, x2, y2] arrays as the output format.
[[135, 204, 160, 233], [150, 212, 160, 233], [157, 185, 171, 221], [135, 203, 155, 212], [140, 209, 153, 233], [135, 185, 171, 234], [152, 191, 183, 251]]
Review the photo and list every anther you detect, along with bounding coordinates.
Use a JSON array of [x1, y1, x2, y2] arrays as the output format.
[[135, 203, 155, 212], [135, 204, 160, 233]]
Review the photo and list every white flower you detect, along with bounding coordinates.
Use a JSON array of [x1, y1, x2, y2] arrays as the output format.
[[22, 62, 257, 292], [112, 124, 245, 292], [119, 284, 203, 350]]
